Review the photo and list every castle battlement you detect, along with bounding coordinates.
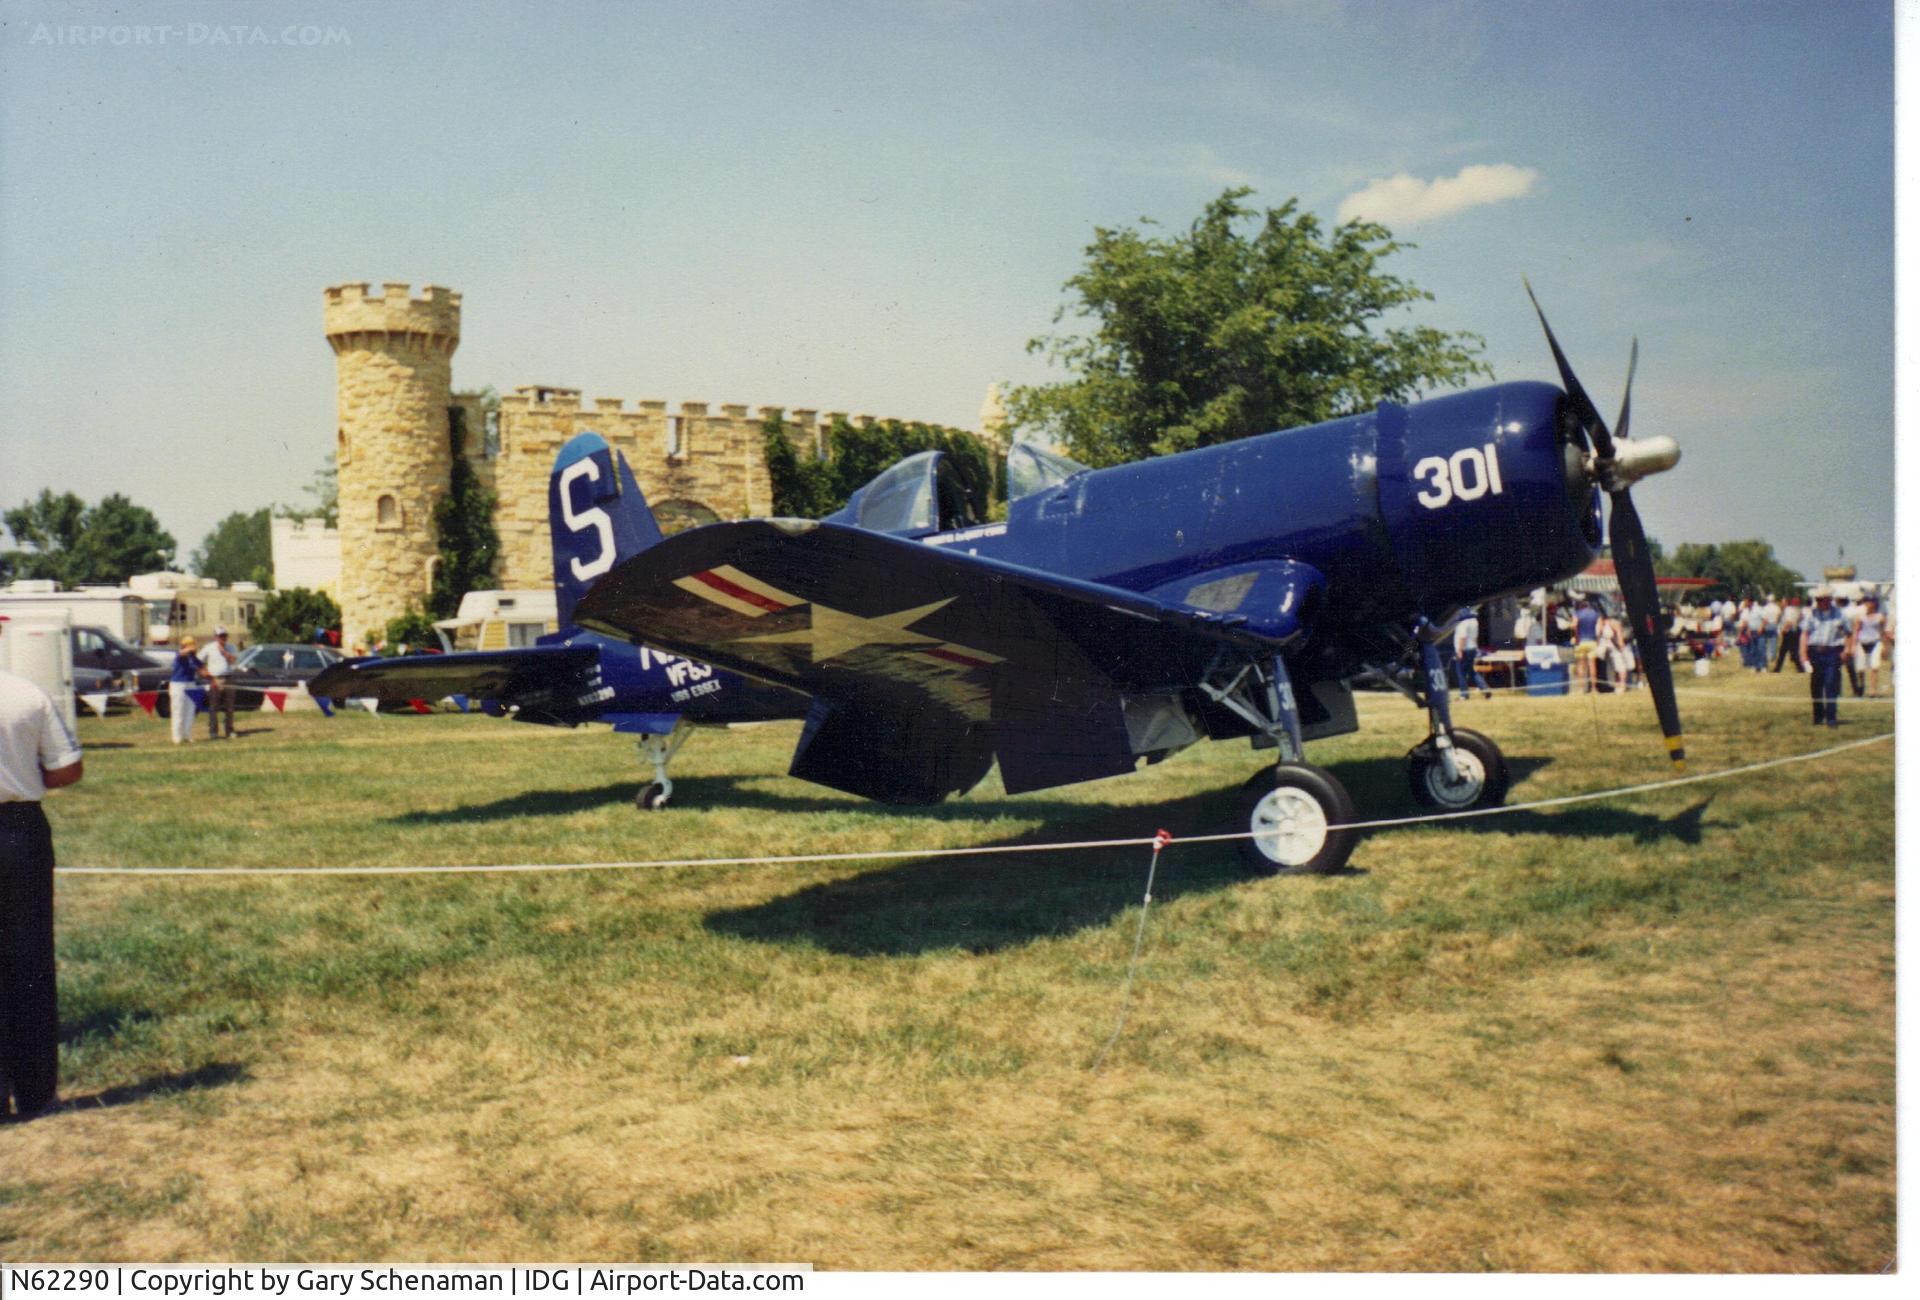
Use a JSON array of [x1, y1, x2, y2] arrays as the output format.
[[484, 392, 897, 439], [328, 279, 987, 643], [324, 280, 461, 352]]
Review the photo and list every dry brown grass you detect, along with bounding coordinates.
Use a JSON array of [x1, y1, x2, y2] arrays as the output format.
[[0, 672, 1894, 1269]]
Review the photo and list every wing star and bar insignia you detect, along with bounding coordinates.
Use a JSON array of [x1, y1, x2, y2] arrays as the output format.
[[673, 567, 1003, 669]]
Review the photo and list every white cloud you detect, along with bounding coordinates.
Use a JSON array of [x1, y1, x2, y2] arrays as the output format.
[[1337, 163, 1541, 227]]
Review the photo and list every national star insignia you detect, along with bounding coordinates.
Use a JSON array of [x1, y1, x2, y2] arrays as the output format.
[[734, 597, 957, 662]]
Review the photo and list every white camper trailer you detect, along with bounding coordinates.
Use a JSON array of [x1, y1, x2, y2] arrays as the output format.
[[432, 590, 560, 653]]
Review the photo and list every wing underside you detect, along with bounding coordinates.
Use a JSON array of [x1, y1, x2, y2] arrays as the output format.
[[574, 520, 1311, 801], [308, 646, 607, 722]]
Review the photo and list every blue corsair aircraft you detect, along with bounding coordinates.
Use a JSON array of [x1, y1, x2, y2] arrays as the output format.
[[308, 431, 810, 808], [564, 289, 1687, 874]]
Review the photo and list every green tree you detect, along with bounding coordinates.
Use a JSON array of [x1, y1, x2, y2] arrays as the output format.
[[279, 455, 339, 528], [3, 489, 174, 586], [251, 586, 340, 644], [383, 605, 439, 653], [428, 414, 499, 619], [191, 507, 273, 587], [1006, 187, 1492, 466], [763, 415, 998, 521], [1656, 539, 1802, 600]]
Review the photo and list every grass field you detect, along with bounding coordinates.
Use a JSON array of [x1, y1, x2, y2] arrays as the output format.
[[0, 668, 1895, 1270]]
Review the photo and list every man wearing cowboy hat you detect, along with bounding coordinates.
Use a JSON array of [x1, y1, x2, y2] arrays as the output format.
[[0, 613, 84, 1118], [1800, 585, 1854, 728]]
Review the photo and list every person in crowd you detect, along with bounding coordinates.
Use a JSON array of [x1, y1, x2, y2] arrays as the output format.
[[1760, 593, 1782, 668], [1703, 601, 1726, 661], [1610, 609, 1640, 690], [1592, 605, 1621, 692], [1839, 595, 1866, 697], [1573, 595, 1601, 693], [168, 635, 205, 745], [203, 625, 237, 740], [0, 613, 84, 1120], [1855, 597, 1889, 697], [1773, 598, 1803, 672], [1742, 599, 1768, 672], [1452, 609, 1490, 701], [1800, 586, 1853, 728]]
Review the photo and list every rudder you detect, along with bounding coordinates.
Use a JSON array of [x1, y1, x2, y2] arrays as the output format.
[[549, 431, 665, 626]]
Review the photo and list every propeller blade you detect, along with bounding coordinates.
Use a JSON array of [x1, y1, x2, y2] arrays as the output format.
[[1524, 277, 1615, 459], [1608, 489, 1686, 771], [1614, 338, 1638, 445]]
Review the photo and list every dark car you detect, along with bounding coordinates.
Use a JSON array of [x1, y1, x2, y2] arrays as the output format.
[[225, 642, 346, 709], [72, 625, 170, 694]]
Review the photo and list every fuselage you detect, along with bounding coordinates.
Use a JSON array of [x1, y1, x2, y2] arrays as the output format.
[[927, 382, 1600, 656], [537, 628, 809, 726]]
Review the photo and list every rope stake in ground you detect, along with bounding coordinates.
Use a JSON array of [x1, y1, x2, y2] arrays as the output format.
[[54, 730, 1893, 878], [1089, 829, 1173, 1073]]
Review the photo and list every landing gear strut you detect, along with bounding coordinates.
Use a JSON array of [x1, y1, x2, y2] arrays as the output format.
[[1402, 619, 1508, 812], [633, 723, 691, 811], [1204, 653, 1358, 875]]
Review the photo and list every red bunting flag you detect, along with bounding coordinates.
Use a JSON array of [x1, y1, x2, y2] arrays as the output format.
[[265, 691, 287, 713], [408, 698, 432, 714], [134, 691, 159, 717]]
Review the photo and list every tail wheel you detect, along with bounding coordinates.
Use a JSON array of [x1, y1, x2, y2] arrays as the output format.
[[1408, 727, 1510, 811], [636, 782, 670, 811], [1237, 763, 1359, 876]]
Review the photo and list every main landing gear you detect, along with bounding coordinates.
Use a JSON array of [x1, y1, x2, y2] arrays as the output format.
[[1398, 620, 1509, 813], [1222, 621, 1513, 876], [633, 723, 692, 811], [1204, 654, 1359, 875]]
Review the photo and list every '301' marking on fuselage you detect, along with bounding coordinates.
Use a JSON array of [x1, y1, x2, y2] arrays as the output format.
[[1412, 443, 1505, 510]]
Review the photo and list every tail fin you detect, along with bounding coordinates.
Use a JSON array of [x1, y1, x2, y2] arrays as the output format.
[[549, 431, 665, 626]]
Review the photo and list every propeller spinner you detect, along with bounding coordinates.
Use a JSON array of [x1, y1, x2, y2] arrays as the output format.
[[1524, 280, 1687, 772]]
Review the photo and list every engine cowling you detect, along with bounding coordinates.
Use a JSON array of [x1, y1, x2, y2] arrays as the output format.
[[1377, 381, 1600, 616]]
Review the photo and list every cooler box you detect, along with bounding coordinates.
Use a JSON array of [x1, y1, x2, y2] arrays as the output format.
[[1524, 646, 1570, 697]]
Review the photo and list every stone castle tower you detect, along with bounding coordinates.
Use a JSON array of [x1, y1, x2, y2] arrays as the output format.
[[324, 282, 461, 643], [325, 280, 985, 645]]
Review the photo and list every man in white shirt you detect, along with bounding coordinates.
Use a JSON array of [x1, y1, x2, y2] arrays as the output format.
[[1840, 597, 1867, 697], [1452, 611, 1491, 701], [1760, 595, 1782, 669], [203, 625, 238, 740], [0, 614, 85, 1119]]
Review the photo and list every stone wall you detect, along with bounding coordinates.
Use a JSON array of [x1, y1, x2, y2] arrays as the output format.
[[327, 280, 975, 640]]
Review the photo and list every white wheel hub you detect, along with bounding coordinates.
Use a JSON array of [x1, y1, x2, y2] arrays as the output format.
[[1424, 747, 1487, 809], [1250, 785, 1330, 867]]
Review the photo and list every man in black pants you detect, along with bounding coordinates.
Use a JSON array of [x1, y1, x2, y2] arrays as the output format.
[[0, 614, 84, 1119]]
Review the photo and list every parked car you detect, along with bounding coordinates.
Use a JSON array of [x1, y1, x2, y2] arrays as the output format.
[[72, 624, 171, 693], [141, 640, 344, 717], [64, 624, 170, 711], [225, 642, 347, 709]]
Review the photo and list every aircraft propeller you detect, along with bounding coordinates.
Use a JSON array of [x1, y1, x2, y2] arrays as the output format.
[[1524, 280, 1687, 772]]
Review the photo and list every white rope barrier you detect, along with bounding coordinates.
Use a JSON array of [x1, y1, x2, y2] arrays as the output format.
[[54, 730, 1894, 878]]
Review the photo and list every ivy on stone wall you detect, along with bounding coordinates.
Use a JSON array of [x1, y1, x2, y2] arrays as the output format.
[[429, 409, 501, 620], [762, 415, 1000, 520]]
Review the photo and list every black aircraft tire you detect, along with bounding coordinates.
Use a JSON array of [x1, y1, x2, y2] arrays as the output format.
[[636, 783, 670, 811], [1407, 727, 1510, 811], [1237, 763, 1358, 877]]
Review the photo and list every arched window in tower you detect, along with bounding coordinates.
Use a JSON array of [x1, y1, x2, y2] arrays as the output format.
[[376, 494, 400, 529], [337, 426, 350, 465]]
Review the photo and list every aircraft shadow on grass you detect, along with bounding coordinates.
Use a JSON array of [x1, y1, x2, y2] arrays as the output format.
[[702, 754, 1724, 958]]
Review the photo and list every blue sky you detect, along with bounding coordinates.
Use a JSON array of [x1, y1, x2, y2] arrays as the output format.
[[0, 0, 1895, 581]]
